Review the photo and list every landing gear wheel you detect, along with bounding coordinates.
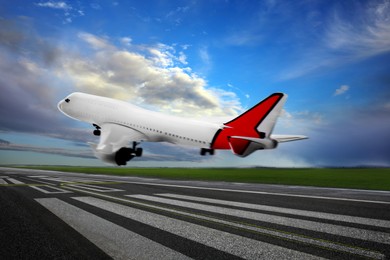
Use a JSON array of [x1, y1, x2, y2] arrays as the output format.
[[135, 148, 143, 157], [93, 124, 101, 136], [200, 148, 215, 156], [93, 130, 101, 136]]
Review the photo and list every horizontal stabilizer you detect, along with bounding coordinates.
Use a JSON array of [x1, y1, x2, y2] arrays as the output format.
[[271, 135, 308, 143], [228, 136, 277, 157]]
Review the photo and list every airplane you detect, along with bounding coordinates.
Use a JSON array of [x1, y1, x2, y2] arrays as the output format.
[[58, 92, 307, 166]]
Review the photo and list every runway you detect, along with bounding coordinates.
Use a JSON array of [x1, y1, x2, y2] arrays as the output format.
[[1, 167, 389, 259]]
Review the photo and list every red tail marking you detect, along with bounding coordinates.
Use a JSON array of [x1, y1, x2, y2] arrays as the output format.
[[211, 93, 283, 150], [227, 137, 250, 155]]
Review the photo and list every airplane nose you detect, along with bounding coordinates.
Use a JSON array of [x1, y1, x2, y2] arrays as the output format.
[[57, 100, 64, 111]]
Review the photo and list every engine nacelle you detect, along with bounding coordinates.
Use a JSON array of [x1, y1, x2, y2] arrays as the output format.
[[256, 138, 278, 149], [115, 147, 135, 166], [88, 143, 138, 166]]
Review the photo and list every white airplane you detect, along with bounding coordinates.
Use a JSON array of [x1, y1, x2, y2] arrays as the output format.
[[58, 92, 307, 165]]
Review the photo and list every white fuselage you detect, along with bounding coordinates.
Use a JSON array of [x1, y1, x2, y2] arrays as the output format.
[[58, 92, 307, 165], [58, 92, 221, 149]]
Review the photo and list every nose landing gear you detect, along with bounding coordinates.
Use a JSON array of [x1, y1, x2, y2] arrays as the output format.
[[93, 124, 101, 136]]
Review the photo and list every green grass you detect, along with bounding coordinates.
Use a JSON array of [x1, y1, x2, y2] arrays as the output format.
[[14, 166, 390, 191]]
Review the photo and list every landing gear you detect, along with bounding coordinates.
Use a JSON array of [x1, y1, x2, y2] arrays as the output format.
[[132, 142, 143, 157], [114, 142, 143, 166], [115, 148, 135, 166], [93, 124, 101, 136], [200, 148, 215, 156]]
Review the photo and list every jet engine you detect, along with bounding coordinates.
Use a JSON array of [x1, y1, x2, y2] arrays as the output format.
[[89, 143, 142, 166]]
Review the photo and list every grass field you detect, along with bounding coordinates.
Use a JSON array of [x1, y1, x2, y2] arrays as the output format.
[[15, 166, 390, 191]]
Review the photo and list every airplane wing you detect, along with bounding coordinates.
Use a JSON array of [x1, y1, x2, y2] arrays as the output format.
[[227, 135, 308, 157], [271, 135, 308, 142], [91, 123, 147, 154]]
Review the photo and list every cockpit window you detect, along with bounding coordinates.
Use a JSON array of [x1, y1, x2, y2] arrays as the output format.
[[65, 98, 70, 103]]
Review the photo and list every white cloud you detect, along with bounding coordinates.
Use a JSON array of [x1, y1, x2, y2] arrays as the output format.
[[224, 30, 263, 47], [325, 2, 390, 58], [59, 33, 241, 117], [199, 46, 210, 65], [78, 32, 112, 50], [0, 20, 245, 164], [148, 44, 175, 67], [178, 51, 188, 65], [35, 1, 71, 10], [333, 85, 349, 96], [279, 0, 390, 80], [35, 1, 85, 24], [120, 37, 132, 46]]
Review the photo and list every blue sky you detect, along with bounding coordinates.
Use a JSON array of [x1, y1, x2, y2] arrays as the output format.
[[0, 0, 389, 167]]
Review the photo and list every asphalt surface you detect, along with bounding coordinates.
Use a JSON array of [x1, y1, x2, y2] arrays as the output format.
[[1, 167, 389, 259]]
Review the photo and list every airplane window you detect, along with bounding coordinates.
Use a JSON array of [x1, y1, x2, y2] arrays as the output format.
[[65, 98, 70, 103]]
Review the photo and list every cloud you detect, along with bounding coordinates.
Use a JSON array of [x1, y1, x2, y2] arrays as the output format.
[[0, 18, 81, 143], [0, 54, 59, 134], [0, 17, 244, 165], [224, 30, 263, 47], [58, 33, 240, 117], [78, 32, 113, 50], [292, 101, 390, 167], [333, 85, 349, 96], [0, 139, 95, 159], [0, 139, 10, 145], [197, 46, 213, 75], [120, 37, 132, 47], [325, 1, 390, 58], [35, 1, 84, 24], [35, 1, 72, 10], [164, 5, 191, 26], [279, 0, 390, 80], [0, 18, 241, 135]]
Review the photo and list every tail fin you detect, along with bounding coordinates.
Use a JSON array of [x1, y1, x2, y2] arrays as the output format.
[[211, 93, 287, 156], [225, 93, 286, 137]]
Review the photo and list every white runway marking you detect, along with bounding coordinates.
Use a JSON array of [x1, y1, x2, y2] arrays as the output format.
[[123, 181, 390, 204], [122, 194, 385, 259], [36, 198, 189, 260], [40, 177, 68, 182], [0, 179, 7, 184], [157, 193, 390, 228], [74, 196, 324, 260], [128, 194, 390, 245], [7, 178, 24, 184], [60, 185, 387, 259], [30, 185, 72, 194], [67, 184, 123, 193]]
